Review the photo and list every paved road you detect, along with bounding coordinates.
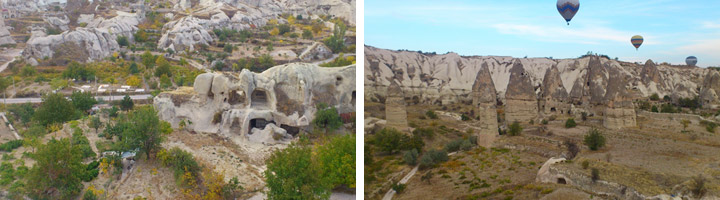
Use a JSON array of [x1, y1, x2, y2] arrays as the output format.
[[0, 94, 153, 104]]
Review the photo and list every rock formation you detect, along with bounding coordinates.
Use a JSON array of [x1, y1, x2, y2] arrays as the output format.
[[299, 42, 333, 61], [365, 46, 720, 129], [540, 65, 569, 116], [154, 63, 355, 145], [505, 60, 538, 123], [0, 17, 15, 46], [157, 16, 215, 52], [700, 70, 720, 109], [472, 63, 498, 147], [384, 81, 409, 133], [23, 11, 140, 62]]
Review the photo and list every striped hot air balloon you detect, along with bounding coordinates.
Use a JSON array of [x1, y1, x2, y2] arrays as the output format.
[[557, 0, 580, 25], [686, 56, 698, 66], [631, 35, 644, 50]]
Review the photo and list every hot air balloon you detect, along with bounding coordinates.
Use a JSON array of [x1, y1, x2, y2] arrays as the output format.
[[557, 0, 580, 25], [631, 35, 644, 50], [686, 56, 697, 66]]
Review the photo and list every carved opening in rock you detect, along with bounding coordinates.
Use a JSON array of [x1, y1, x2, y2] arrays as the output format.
[[557, 178, 566, 184], [249, 118, 274, 135], [352, 91, 356, 104], [228, 90, 243, 105], [251, 89, 269, 108], [336, 76, 343, 86], [551, 107, 556, 112], [280, 124, 300, 136]]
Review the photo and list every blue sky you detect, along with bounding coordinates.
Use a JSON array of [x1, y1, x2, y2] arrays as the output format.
[[365, 0, 720, 67]]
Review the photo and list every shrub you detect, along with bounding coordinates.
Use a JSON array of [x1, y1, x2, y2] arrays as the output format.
[[0, 140, 23, 152], [661, 104, 677, 113], [460, 140, 473, 151], [392, 183, 406, 194], [403, 149, 419, 166], [157, 147, 201, 184], [117, 36, 129, 47], [565, 118, 577, 128], [400, 134, 424, 152], [541, 119, 549, 125], [581, 160, 589, 169], [312, 103, 343, 131], [565, 140, 579, 160], [691, 175, 707, 198], [583, 128, 606, 151], [649, 93, 660, 101], [444, 139, 463, 152], [374, 128, 403, 154], [212, 112, 223, 124], [702, 121, 718, 133], [591, 168, 600, 182], [508, 121, 522, 136], [412, 127, 435, 139], [581, 112, 588, 121], [461, 114, 470, 121], [468, 135, 478, 145], [83, 190, 97, 200], [651, 105, 659, 112], [425, 110, 438, 119], [419, 149, 449, 169]]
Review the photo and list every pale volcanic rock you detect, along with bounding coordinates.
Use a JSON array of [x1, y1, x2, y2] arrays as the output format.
[[0, 18, 15, 45], [154, 63, 355, 146], [700, 70, 720, 109], [471, 64, 499, 147], [23, 11, 140, 62], [540, 65, 570, 115], [384, 81, 409, 133], [505, 60, 539, 123]]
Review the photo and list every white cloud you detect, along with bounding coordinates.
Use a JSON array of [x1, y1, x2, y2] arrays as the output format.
[[702, 21, 720, 29]]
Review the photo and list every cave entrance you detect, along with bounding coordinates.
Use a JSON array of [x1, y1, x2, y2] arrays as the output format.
[[280, 124, 300, 136], [251, 89, 269, 108], [249, 118, 274, 134], [550, 107, 556, 112], [557, 178, 566, 184], [228, 90, 243, 105]]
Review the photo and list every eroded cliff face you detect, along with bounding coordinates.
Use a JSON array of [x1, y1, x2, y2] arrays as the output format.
[[154, 63, 355, 146], [365, 46, 715, 130], [23, 11, 140, 62]]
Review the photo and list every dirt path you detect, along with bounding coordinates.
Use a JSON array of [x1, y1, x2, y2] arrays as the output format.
[[0, 48, 22, 73], [382, 152, 456, 200]]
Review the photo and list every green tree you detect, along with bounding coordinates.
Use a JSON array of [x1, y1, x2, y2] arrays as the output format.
[[62, 62, 95, 81], [508, 121, 523, 136], [7, 103, 35, 127], [264, 144, 331, 200], [583, 128, 606, 151], [134, 29, 148, 43], [128, 62, 140, 74], [302, 29, 313, 39], [141, 51, 155, 68], [70, 91, 97, 113], [312, 103, 343, 132], [33, 93, 77, 126], [154, 62, 172, 78], [116, 36, 129, 47], [223, 44, 233, 53], [649, 93, 660, 101], [120, 95, 134, 111], [374, 128, 402, 154], [89, 116, 102, 134], [120, 106, 166, 159], [565, 118, 577, 128], [26, 138, 84, 200], [317, 134, 355, 188], [323, 22, 347, 53]]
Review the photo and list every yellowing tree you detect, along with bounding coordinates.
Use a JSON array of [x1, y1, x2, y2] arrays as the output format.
[[286, 15, 296, 25], [269, 27, 280, 36], [126, 76, 141, 87]]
